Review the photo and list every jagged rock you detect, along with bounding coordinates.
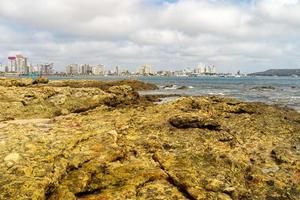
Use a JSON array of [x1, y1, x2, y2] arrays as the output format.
[[4, 153, 20, 163], [0, 82, 299, 200], [48, 79, 158, 91], [4, 153, 21, 167], [106, 85, 140, 106], [0, 78, 158, 91], [0, 85, 140, 120], [33, 76, 49, 84], [271, 146, 295, 164], [0, 77, 33, 87], [168, 114, 220, 130], [204, 179, 225, 192]]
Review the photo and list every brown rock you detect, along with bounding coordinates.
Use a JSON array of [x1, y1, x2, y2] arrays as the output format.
[[0, 82, 299, 200], [33, 76, 49, 84], [168, 114, 220, 130]]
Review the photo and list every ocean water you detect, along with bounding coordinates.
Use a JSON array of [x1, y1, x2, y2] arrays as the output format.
[[49, 76, 300, 112]]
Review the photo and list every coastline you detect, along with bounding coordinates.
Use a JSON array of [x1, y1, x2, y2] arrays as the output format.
[[0, 78, 300, 199]]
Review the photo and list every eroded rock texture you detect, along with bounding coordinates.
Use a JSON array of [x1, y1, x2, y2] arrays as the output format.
[[0, 79, 299, 200]]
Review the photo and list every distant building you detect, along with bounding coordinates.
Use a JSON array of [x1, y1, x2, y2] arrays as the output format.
[[66, 64, 79, 75], [7, 54, 29, 74], [39, 63, 54, 75], [8, 56, 17, 72], [194, 63, 216, 75], [0, 63, 4, 72], [194, 63, 206, 74], [92, 64, 105, 75], [138, 64, 152, 75], [114, 65, 120, 76], [78, 64, 93, 75], [16, 55, 28, 74], [157, 70, 173, 76], [211, 65, 216, 74]]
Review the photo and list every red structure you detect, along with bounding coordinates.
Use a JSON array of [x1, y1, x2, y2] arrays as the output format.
[[8, 56, 16, 60]]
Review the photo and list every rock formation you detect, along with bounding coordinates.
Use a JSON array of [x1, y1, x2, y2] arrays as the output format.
[[0, 78, 299, 200]]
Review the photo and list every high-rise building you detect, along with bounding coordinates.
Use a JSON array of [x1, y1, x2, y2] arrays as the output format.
[[16, 54, 28, 74], [66, 64, 79, 75], [211, 65, 216, 74], [8, 56, 17, 72], [115, 66, 120, 76], [138, 64, 152, 75], [7, 55, 28, 74], [0, 63, 4, 72], [39, 63, 54, 75], [78, 64, 93, 75], [92, 64, 105, 75], [194, 63, 206, 74], [194, 64, 216, 75]]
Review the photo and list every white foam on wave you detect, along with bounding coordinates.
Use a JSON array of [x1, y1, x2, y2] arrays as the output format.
[[208, 92, 225, 96]]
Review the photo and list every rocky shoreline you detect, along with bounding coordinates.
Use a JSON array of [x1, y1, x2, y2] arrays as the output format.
[[0, 78, 299, 200]]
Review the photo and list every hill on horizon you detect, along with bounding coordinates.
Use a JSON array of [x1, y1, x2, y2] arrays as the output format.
[[249, 69, 300, 76]]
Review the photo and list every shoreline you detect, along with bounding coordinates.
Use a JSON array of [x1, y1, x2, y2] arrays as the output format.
[[0, 78, 300, 199]]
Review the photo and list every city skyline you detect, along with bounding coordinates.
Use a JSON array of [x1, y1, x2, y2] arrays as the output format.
[[1, 54, 220, 76], [1, 0, 300, 73]]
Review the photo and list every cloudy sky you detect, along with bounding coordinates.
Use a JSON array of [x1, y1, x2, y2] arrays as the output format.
[[0, 0, 300, 73]]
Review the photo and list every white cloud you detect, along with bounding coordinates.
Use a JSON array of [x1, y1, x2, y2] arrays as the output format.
[[0, 0, 300, 72]]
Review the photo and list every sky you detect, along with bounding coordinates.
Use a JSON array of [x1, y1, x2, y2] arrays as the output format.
[[0, 0, 300, 73]]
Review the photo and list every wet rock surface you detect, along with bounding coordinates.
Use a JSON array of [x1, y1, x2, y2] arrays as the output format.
[[0, 79, 299, 200], [47, 79, 159, 91]]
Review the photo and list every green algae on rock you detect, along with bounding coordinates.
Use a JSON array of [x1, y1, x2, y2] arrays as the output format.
[[0, 81, 299, 200]]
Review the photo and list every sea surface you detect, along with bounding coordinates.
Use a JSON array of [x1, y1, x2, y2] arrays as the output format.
[[49, 76, 300, 112]]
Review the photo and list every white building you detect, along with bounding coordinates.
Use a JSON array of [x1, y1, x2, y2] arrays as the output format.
[[211, 65, 216, 74], [194, 63, 216, 75], [39, 63, 54, 75], [138, 64, 152, 75], [0, 63, 4, 72], [7, 55, 28, 73], [78, 64, 93, 75], [16, 55, 28, 74], [8, 56, 17, 72], [92, 64, 105, 75], [66, 64, 79, 75], [194, 63, 206, 74]]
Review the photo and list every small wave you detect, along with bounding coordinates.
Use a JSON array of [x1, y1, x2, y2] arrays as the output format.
[[208, 92, 225, 96], [163, 85, 178, 90]]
